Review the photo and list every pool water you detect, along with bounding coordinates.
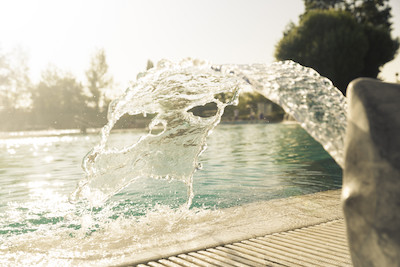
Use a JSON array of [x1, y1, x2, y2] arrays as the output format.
[[0, 123, 342, 265], [112, 123, 342, 212]]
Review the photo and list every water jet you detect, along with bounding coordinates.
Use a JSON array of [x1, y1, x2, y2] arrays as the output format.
[[4, 58, 395, 266]]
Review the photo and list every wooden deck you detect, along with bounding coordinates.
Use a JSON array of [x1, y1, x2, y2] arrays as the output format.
[[136, 219, 352, 266]]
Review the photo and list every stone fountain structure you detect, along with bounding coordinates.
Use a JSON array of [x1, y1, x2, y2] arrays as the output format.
[[342, 78, 400, 267]]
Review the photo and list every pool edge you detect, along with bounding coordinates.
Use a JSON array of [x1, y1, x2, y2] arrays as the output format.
[[114, 189, 344, 266]]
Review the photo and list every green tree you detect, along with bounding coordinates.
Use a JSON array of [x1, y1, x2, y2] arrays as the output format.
[[0, 47, 31, 111], [276, 10, 368, 92], [361, 23, 399, 77], [275, 0, 399, 94], [304, 0, 344, 12], [85, 48, 113, 113], [0, 50, 10, 111], [32, 66, 86, 129], [346, 0, 393, 29], [305, 0, 398, 78], [146, 59, 154, 70], [0, 47, 32, 131], [304, 0, 393, 30]]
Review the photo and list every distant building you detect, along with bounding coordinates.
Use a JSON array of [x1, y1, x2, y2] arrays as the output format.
[[257, 102, 273, 119]]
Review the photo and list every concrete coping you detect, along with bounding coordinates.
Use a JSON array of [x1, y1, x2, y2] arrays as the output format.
[[116, 189, 344, 266]]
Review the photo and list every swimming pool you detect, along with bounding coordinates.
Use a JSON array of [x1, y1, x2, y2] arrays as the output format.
[[0, 123, 342, 265]]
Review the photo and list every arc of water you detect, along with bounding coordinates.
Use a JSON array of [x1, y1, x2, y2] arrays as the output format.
[[220, 61, 347, 168], [71, 59, 347, 207]]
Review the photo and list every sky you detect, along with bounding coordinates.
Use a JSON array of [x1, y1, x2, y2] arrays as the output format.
[[0, 0, 399, 95]]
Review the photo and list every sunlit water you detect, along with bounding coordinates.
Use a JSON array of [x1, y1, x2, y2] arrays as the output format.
[[0, 124, 341, 265], [71, 59, 346, 207], [0, 59, 346, 265]]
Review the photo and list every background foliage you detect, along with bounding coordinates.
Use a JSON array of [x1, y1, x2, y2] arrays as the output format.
[[275, 0, 399, 94], [0, 49, 113, 131], [0, 50, 279, 132]]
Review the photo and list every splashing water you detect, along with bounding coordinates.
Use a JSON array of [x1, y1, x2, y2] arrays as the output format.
[[71, 58, 347, 207], [70, 58, 251, 207], [1, 58, 347, 266], [226, 61, 347, 167]]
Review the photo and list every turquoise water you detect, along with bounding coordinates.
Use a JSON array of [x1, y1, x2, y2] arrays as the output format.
[[1, 123, 341, 227], [111, 123, 342, 212], [0, 123, 341, 265]]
